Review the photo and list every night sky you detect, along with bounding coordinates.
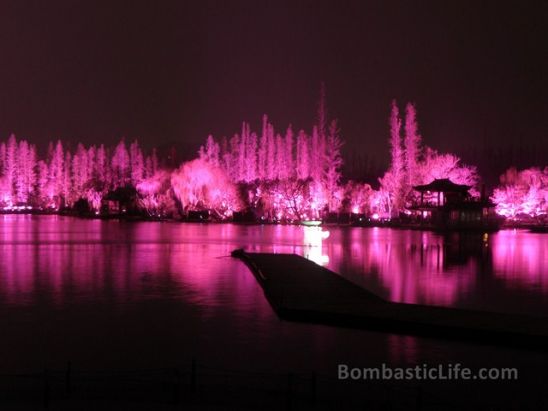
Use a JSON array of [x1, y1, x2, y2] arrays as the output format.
[[0, 0, 546, 173]]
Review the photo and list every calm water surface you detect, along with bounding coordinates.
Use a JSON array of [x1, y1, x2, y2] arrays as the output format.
[[0, 214, 547, 397]]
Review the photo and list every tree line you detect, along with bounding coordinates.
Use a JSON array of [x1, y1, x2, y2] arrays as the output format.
[[0, 93, 545, 222], [0, 136, 158, 211]]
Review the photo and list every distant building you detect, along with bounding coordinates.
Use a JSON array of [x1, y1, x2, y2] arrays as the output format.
[[411, 179, 500, 231]]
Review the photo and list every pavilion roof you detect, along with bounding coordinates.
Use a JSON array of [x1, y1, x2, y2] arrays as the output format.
[[413, 178, 471, 193]]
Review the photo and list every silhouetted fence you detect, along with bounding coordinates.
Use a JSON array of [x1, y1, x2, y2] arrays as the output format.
[[0, 360, 541, 410]]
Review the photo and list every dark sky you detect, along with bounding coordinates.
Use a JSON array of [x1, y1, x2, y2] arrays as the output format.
[[0, 0, 547, 170]]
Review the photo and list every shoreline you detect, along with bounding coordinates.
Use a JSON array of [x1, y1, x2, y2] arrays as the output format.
[[0, 210, 546, 232]]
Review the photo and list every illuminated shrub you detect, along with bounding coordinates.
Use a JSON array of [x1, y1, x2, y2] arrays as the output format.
[[171, 159, 242, 219], [492, 167, 548, 219]]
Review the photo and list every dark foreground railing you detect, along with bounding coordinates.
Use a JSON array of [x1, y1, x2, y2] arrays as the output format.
[[0, 360, 543, 410]]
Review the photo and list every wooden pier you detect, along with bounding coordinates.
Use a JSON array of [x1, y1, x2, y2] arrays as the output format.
[[232, 249, 548, 350]]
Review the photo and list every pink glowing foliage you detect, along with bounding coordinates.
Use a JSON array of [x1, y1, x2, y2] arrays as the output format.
[[259, 178, 316, 221], [171, 158, 241, 219], [344, 181, 373, 215], [370, 189, 392, 219], [136, 170, 174, 217], [2, 95, 539, 224], [417, 148, 480, 200], [256, 116, 266, 180], [195, 90, 341, 220], [111, 140, 130, 187], [296, 130, 310, 180], [491, 167, 548, 219], [0, 135, 158, 213], [385, 100, 405, 216], [83, 187, 103, 212], [323, 120, 343, 212], [404, 102, 421, 190], [130, 140, 145, 185], [380, 101, 480, 215]]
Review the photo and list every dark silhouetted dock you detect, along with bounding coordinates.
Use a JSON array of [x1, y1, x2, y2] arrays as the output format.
[[231, 249, 548, 350]]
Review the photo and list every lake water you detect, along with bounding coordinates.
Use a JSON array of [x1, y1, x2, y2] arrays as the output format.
[[0, 215, 547, 405]]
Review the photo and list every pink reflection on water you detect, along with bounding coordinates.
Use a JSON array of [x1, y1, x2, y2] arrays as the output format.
[[325, 228, 477, 306], [492, 230, 548, 290], [0, 218, 270, 319], [3, 216, 548, 373], [1, 216, 547, 316]]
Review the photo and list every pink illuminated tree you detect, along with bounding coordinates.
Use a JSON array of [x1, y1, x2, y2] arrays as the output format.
[[151, 148, 159, 175], [310, 126, 321, 183], [190, 100, 348, 219], [277, 178, 313, 220], [83, 184, 103, 212], [296, 130, 309, 180], [49, 140, 65, 204], [323, 120, 343, 211], [72, 143, 90, 198], [275, 133, 285, 179], [87, 145, 96, 182], [419, 148, 479, 191], [258, 115, 268, 180], [136, 170, 174, 216], [492, 167, 548, 219], [0, 135, 175, 214], [95, 144, 108, 185], [3, 134, 17, 204], [257, 178, 315, 221], [63, 151, 73, 206], [130, 140, 144, 185], [383, 100, 405, 215], [111, 140, 130, 187], [237, 123, 250, 182], [16, 140, 37, 204], [227, 134, 240, 181], [171, 158, 241, 218], [370, 188, 392, 219], [344, 181, 373, 214], [266, 123, 276, 180], [492, 185, 523, 219], [379, 101, 481, 215], [404, 103, 421, 192], [0, 142, 6, 204], [37, 160, 52, 206], [377, 171, 395, 217], [14, 139, 28, 203], [284, 126, 294, 179], [246, 131, 257, 181], [199, 135, 220, 168]]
